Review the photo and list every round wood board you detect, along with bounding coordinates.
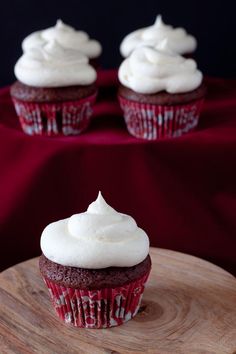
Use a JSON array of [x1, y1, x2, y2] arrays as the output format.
[[0, 248, 236, 354]]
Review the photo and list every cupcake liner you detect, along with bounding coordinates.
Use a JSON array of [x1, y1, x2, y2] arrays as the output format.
[[118, 96, 205, 140], [43, 271, 150, 328], [12, 93, 97, 136]]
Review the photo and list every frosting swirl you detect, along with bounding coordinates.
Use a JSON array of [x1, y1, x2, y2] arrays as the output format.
[[40, 192, 150, 269], [22, 19, 102, 59], [120, 15, 197, 57], [14, 40, 97, 87], [118, 42, 203, 94]]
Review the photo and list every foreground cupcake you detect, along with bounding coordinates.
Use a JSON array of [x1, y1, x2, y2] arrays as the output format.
[[39, 192, 151, 328], [120, 15, 197, 58], [22, 19, 102, 68], [118, 42, 206, 140], [10, 40, 97, 136]]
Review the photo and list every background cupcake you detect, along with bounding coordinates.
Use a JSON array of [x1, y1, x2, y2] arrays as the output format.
[[120, 15, 197, 58], [39, 192, 151, 328], [118, 41, 206, 140], [11, 40, 97, 136], [22, 19, 102, 68]]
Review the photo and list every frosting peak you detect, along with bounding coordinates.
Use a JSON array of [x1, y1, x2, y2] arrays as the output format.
[[120, 15, 197, 57], [40, 192, 149, 268], [22, 19, 102, 59], [154, 15, 164, 27], [87, 191, 117, 215], [55, 19, 72, 31]]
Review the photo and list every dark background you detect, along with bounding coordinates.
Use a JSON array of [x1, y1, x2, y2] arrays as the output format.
[[0, 0, 235, 86]]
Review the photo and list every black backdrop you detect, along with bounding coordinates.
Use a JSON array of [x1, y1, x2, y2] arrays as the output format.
[[0, 0, 235, 86]]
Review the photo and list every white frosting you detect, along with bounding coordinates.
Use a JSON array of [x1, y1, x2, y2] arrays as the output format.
[[118, 42, 203, 94], [120, 15, 197, 57], [14, 40, 97, 87], [22, 19, 102, 59], [40, 192, 150, 269]]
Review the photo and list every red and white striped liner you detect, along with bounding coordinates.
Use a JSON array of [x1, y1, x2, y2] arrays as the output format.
[[12, 93, 97, 136], [118, 96, 205, 140], [43, 270, 150, 328]]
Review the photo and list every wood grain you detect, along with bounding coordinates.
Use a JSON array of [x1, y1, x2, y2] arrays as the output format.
[[0, 248, 236, 354]]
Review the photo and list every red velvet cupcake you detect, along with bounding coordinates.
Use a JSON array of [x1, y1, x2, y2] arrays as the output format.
[[118, 42, 206, 140], [10, 41, 97, 136], [39, 192, 151, 328]]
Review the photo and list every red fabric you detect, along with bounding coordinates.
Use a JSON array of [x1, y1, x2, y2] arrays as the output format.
[[0, 70, 236, 274]]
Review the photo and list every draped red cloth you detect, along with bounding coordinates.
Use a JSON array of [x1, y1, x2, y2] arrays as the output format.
[[0, 70, 236, 274]]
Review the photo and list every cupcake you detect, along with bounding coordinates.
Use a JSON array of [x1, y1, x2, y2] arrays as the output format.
[[39, 192, 151, 328], [22, 19, 102, 68], [10, 40, 97, 136], [120, 15, 197, 58], [118, 42, 206, 140]]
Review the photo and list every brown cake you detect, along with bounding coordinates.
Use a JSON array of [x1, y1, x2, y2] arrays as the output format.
[[11, 81, 97, 103], [39, 253, 151, 290], [118, 82, 207, 105]]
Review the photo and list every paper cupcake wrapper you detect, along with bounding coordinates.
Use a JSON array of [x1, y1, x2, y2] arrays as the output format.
[[12, 93, 97, 136], [43, 271, 150, 328], [118, 96, 205, 140]]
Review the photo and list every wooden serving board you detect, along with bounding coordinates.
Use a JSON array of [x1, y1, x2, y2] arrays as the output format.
[[0, 248, 236, 354]]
